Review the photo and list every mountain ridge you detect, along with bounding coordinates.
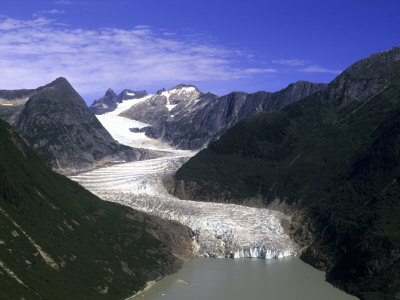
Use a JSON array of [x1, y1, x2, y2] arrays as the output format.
[[0, 77, 159, 173], [92, 80, 327, 150], [172, 46, 400, 299], [0, 118, 193, 299], [90, 88, 148, 115]]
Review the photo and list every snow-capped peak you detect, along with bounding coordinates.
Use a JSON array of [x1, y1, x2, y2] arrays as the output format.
[[159, 85, 200, 111]]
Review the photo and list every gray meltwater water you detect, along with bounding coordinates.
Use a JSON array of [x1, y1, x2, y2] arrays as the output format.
[[132, 257, 357, 300], [72, 106, 357, 300]]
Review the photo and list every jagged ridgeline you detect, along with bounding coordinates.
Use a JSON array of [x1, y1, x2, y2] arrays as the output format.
[[0, 78, 158, 174], [91, 82, 327, 150], [90, 88, 148, 115], [0, 119, 193, 299], [174, 47, 400, 299]]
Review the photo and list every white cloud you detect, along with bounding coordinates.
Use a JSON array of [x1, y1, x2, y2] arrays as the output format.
[[272, 59, 308, 66], [33, 9, 65, 18], [300, 65, 342, 75], [241, 68, 277, 75], [0, 16, 275, 98], [0, 17, 51, 30]]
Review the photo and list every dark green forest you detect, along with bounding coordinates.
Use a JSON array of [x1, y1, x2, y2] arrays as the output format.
[[176, 59, 400, 299], [0, 119, 186, 300]]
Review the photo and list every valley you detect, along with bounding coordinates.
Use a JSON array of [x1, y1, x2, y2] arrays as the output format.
[[1, 2, 399, 299], [72, 97, 298, 259]]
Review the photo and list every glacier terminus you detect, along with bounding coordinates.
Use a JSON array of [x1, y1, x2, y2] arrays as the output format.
[[71, 89, 299, 259]]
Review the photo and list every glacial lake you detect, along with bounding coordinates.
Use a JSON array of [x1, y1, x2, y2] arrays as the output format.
[[132, 257, 358, 300]]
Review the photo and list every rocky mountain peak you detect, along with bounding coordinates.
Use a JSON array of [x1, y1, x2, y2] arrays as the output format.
[[47, 76, 70, 87], [156, 88, 167, 95], [155, 84, 199, 96], [3, 77, 154, 173], [327, 46, 400, 104], [343, 46, 400, 78], [119, 89, 147, 100], [105, 88, 116, 96], [171, 84, 199, 90], [156, 85, 201, 102], [119, 81, 326, 149], [90, 88, 149, 114]]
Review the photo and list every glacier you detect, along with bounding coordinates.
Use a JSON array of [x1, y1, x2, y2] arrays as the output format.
[[71, 154, 298, 258], [70, 96, 298, 259]]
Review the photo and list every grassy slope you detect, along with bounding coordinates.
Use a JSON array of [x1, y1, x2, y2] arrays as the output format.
[[0, 119, 186, 300], [176, 67, 400, 299]]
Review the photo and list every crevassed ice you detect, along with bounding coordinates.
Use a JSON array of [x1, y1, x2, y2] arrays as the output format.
[[70, 154, 298, 259], [75, 101, 298, 259]]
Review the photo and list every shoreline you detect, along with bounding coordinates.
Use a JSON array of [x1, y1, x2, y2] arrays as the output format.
[[123, 257, 358, 300], [126, 280, 157, 299]]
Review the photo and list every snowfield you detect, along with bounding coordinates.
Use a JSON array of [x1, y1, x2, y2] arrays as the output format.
[[96, 94, 176, 150], [71, 96, 298, 258]]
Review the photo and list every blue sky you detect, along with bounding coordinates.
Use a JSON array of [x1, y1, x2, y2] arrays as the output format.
[[1, 0, 399, 104]]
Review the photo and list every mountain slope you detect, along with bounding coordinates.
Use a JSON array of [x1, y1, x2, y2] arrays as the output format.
[[0, 78, 157, 173], [0, 87, 41, 125], [90, 88, 147, 115], [112, 81, 326, 149], [0, 118, 193, 300], [173, 46, 400, 299]]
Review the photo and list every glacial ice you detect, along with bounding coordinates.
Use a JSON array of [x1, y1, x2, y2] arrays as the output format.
[[71, 154, 298, 259], [96, 94, 177, 150], [72, 99, 298, 259]]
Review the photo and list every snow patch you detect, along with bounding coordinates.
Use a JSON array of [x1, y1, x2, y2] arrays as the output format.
[[95, 94, 180, 150], [110, 94, 152, 116], [160, 86, 199, 111], [96, 113, 174, 150], [166, 103, 177, 111]]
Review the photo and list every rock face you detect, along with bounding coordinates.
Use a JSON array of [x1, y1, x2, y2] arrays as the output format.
[[90, 88, 147, 115], [101, 82, 326, 149], [173, 46, 400, 299], [0, 88, 40, 125], [0, 119, 193, 300], [327, 46, 400, 104], [0, 78, 158, 173]]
